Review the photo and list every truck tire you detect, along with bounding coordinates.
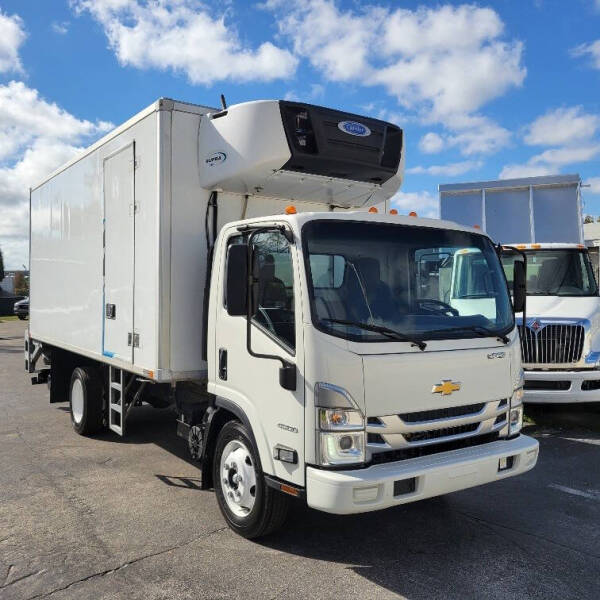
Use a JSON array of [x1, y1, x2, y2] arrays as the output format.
[[70, 367, 104, 436], [213, 420, 289, 539]]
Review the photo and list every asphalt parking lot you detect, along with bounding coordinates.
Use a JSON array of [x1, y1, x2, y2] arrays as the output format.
[[1, 319, 599, 600]]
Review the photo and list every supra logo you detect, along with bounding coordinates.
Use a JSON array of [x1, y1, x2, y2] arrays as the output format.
[[205, 151, 226, 167], [487, 352, 506, 359], [337, 120, 371, 137], [432, 380, 461, 395]]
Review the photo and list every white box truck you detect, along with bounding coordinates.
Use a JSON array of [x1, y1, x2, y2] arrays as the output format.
[[26, 98, 538, 538], [440, 174, 600, 404]]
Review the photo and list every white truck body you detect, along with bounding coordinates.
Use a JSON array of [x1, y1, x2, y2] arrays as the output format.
[[440, 174, 600, 404], [26, 98, 537, 536]]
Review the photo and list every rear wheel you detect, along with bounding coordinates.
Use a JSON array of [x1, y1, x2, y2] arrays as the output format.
[[70, 367, 104, 435], [213, 420, 289, 539]]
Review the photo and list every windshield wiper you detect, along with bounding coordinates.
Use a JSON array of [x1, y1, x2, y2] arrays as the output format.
[[426, 325, 510, 345], [323, 319, 427, 350]]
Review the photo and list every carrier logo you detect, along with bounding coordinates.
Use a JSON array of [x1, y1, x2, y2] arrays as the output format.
[[205, 151, 226, 167], [432, 380, 461, 395], [338, 120, 371, 137]]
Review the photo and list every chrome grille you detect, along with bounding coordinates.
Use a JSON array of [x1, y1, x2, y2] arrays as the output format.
[[518, 324, 584, 364], [367, 399, 508, 459]]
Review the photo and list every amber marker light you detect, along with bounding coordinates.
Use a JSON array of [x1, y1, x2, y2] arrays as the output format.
[[390, 209, 398, 215], [285, 205, 297, 214], [409, 211, 417, 217], [369, 207, 378, 213]]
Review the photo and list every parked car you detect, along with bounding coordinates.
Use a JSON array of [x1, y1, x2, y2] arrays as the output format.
[[14, 297, 29, 320]]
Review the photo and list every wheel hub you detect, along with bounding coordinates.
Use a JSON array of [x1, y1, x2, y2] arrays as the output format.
[[71, 378, 84, 424], [220, 440, 257, 517]]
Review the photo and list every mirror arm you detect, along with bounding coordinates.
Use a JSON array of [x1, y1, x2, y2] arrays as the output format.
[[501, 245, 527, 327], [245, 228, 297, 391]]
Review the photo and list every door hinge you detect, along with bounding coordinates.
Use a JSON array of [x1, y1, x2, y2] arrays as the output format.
[[127, 332, 140, 348]]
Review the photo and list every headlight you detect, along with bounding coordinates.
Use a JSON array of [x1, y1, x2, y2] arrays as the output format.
[[319, 431, 365, 465], [509, 386, 524, 435], [315, 383, 365, 466]]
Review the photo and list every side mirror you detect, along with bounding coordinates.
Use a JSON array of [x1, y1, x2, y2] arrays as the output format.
[[513, 259, 526, 313], [226, 244, 248, 316]]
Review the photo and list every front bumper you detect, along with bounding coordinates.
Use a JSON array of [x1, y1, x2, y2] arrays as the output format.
[[524, 369, 600, 403], [306, 435, 539, 515]]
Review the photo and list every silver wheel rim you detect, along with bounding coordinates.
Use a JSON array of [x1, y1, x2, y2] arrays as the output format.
[[71, 378, 84, 424], [219, 439, 257, 518]]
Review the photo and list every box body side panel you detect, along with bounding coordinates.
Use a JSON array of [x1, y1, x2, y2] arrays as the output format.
[[30, 112, 160, 371]]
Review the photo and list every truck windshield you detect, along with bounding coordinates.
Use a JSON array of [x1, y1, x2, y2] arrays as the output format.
[[303, 220, 513, 343], [501, 249, 598, 296]]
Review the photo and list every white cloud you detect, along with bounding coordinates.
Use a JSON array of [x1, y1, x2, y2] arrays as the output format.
[[499, 146, 600, 180], [418, 115, 511, 157], [571, 39, 600, 70], [407, 160, 482, 177], [390, 190, 438, 218], [499, 163, 554, 179], [52, 21, 70, 35], [524, 106, 600, 146], [530, 145, 600, 167], [0, 10, 26, 73], [0, 82, 112, 268], [73, 0, 297, 84], [419, 132, 444, 154], [586, 177, 600, 194], [273, 1, 525, 121]]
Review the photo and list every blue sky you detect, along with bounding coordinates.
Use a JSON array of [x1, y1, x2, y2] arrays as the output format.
[[0, 0, 599, 268]]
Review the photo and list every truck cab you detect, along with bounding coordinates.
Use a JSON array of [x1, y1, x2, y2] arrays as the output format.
[[501, 242, 600, 402], [205, 211, 538, 535]]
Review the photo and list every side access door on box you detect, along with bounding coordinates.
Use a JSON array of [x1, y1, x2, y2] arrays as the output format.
[[102, 142, 136, 363]]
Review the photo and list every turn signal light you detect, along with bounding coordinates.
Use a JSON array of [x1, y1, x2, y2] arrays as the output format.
[[285, 205, 297, 214], [369, 207, 378, 213]]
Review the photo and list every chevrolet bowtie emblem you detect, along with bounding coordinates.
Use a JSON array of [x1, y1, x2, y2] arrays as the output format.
[[432, 380, 461, 395]]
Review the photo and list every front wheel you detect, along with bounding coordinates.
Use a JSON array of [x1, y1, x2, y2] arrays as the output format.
[[213, 420, 289, 539]]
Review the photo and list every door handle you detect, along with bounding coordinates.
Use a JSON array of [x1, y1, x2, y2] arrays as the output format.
[[219, 348, 227, 380]]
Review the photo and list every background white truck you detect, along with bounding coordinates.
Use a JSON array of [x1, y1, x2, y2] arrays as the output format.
[[440, 174, 600, 404], [26, 98, 538, 538]]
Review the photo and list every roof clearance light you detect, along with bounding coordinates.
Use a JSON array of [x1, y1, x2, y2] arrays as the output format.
[[285, 205, 297, 215], [390, 209, 398, 215], [409, 211, 417, 217], [532, 243, 541, 249], [473, 224, 481, 229], [369, 207, 378, 213], [517, 244, 527, 249]]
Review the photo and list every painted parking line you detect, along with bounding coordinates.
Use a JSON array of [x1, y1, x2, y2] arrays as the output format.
[[560, 437, 600, 447], [548, 483, 600, 501]]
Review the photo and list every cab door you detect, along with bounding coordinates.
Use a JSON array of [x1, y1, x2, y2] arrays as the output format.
[[212, 228, 305, 486]]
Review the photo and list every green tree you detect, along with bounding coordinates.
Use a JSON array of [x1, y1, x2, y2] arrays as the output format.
[[14, 272, 29, 296], [0, 248, 4, 283], [584, 215, 594, 224]]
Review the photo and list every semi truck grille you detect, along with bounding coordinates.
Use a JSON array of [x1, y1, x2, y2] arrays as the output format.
[[367, 399, 508, 461], [518, 324, 584, 364]]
